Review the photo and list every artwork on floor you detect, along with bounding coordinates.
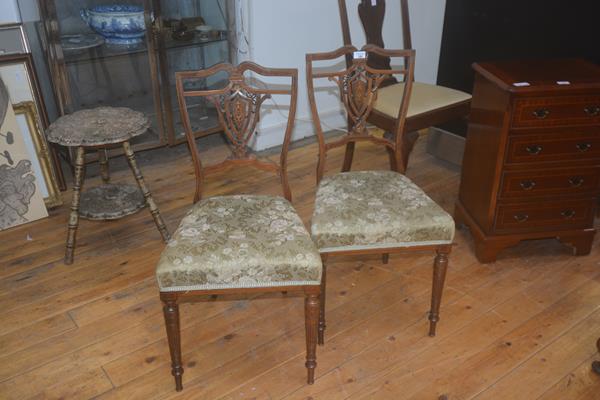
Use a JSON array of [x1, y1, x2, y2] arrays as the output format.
[[0, 53, 62, 208], [0, 92, 48, 230], [13, 101, 62, 208]]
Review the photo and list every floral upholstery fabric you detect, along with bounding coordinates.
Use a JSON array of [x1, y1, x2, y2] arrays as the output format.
[[311, 171, 455, 252], [157, 195, 322, 292]]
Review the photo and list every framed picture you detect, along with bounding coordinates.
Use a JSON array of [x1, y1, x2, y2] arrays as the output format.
[[0, 95, 48, 230], [14, 101, 62, 208], [0, 24, 29, 56], [0, 53, 63, 208]]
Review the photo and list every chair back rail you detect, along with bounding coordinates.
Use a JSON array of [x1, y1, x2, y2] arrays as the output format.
[[306, 45, 415, 182], [175, 62, 298, 202]]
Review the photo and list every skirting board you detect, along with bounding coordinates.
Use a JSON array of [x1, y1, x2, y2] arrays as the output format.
[[426, 127, 466, 166]]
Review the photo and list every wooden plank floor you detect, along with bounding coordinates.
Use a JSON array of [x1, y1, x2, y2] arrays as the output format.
[[1, 135, 599, 400]]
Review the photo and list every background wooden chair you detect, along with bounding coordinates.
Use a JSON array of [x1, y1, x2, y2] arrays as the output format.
[[338, 0, 472, 172], [156, 62, 322, 391], [306, 45, 454, 343]]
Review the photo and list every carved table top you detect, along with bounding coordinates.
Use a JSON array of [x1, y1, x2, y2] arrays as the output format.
[[46, 107, 150, 147]]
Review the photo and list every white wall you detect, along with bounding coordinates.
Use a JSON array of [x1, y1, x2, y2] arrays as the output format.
[[241, 0, 446, 150], [0, 0, 21, 23]]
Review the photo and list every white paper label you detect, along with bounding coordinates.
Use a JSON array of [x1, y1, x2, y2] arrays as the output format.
[[353, 51, 367, 59], [556, 81, 571, 85], [371, 0, 377, 6], [512, 82, 531, 87]]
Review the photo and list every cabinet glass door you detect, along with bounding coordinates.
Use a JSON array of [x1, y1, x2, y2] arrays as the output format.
[[51, 0, 164, 148], [156, 0, 230, 143]]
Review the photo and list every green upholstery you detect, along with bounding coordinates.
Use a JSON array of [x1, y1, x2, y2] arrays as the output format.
[[311, 171, 455, 252], [157, 195, 322, 292]]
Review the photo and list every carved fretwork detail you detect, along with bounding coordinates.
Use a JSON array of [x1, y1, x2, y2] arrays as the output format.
[[211, 85, 270, 159], [334, 62, 386, 136]]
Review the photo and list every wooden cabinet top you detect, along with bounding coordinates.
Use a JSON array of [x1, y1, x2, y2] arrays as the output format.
[[473, 59, 600, 94]]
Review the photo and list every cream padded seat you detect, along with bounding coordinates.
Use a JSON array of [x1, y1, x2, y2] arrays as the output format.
[[311, 171, 455, 252], [374, 82, 472, 119], [157, 195, 322, 292]]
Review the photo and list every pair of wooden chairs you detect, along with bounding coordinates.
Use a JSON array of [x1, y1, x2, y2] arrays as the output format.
[[155, 46, 454, 391]]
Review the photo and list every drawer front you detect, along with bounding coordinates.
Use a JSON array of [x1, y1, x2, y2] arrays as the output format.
[[506, 132, 600, 164], [500, 168, 600, 199], [495, 200, 595, 233], [512, 95, 600, 128]]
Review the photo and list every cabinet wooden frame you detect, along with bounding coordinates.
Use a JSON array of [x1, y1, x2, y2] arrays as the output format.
[[37, 0, 234, 155]]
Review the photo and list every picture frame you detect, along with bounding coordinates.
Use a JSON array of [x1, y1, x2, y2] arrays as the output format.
[[0, 53, 63, 208], [13, 101, 62, 208], [0, 24, 30, 56], [0, 97, 48, 230]]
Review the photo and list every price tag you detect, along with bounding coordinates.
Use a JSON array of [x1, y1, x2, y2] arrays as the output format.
[[556, 81, 571, 85], [353, 51, 367, 59], [371, 0, 377, 5], [512, 82, 530, 87]]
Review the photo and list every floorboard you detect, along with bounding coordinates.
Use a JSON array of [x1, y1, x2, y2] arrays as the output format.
[[0, 135, 598, 400]]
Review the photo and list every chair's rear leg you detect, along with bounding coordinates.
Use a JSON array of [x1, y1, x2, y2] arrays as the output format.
[[382, 253, 390, 264], [318, 260, 327, 345], [428, 248, 450, 337]]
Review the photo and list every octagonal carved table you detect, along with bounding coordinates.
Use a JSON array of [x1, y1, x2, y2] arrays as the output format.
[[47, 107, 170, 264]]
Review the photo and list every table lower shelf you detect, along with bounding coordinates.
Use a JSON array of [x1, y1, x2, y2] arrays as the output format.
[[80, 183, 145, 221]]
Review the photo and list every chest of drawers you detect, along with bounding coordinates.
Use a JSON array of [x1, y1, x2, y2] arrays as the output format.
[[455, 59, 600, 263]]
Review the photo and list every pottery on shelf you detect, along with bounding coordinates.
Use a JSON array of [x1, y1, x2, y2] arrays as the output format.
[[80, 5, 146, 45]]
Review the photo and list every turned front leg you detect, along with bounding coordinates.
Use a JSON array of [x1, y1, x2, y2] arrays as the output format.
[[304, 290, 320, 384], [428, 248, 450, 337], [162, 294, 184, 391]]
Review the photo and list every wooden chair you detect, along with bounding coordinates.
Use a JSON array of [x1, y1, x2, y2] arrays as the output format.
[[338, 0, 472, 172], [306, 45, 454, 343], [157, 62, 322, 391]]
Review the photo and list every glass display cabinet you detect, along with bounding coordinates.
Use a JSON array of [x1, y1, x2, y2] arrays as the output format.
[[37, 0, 233, 154]]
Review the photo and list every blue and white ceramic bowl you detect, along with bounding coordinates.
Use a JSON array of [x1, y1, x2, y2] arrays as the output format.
[[81, 5, 146, 45]]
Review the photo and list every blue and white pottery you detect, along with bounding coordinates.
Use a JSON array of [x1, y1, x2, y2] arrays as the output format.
[[80, 5, 146, 45]]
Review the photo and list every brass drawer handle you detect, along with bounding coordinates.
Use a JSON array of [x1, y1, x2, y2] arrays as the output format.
[[525, 145, 543, 155], [576, 142, 592, 152], [532, 109, 550, 119], [513, 214, 529, 223], [584, 106, 600, 116], [519, 180, 536, 190], [569, 177, 584, 187], [561, 210, 576, 219]]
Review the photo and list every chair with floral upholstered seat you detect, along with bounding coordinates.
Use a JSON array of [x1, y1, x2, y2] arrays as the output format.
[[306, 45, 454, 345], [157, 62, 322, 391]]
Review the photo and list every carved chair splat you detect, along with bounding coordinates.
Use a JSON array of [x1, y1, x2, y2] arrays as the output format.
[[158, 62, 322, 391], [338, 0, 472, 172], [307, 45, 455, 342]]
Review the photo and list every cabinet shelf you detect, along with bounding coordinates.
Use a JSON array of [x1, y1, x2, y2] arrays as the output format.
[[64, 31, 228, 65]]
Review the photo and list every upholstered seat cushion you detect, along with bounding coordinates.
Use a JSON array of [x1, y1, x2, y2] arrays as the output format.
[[374, 81, 472, 119], [156, 195, 322, 292], [311, 171, 455, 252]]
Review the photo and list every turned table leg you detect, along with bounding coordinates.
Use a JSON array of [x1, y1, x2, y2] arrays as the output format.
[[98, 148, 110, 183], [122, 141, 170, 242], [65, 146, 86, 265]]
